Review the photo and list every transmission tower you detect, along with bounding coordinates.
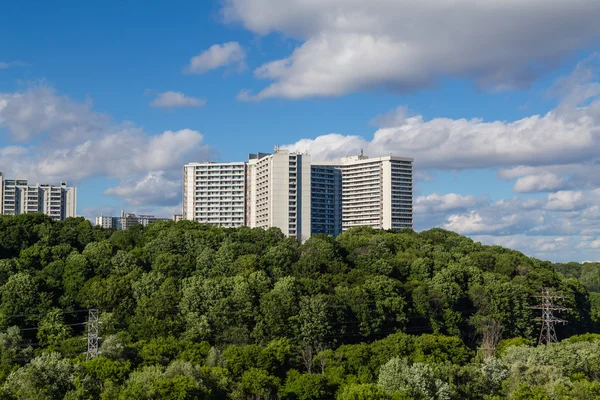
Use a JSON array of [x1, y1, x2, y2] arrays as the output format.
[[86, 309, 100, 360], [531, 288, 567, 345]]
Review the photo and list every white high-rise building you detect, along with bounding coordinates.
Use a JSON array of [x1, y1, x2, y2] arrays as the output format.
[[0, 172, 77, 221], [311, 153, 413, 235], [182, 162, 247, 227], [340, 154, 413, 231], [247, 148, 311, 241], [181, 149, 411, 241]]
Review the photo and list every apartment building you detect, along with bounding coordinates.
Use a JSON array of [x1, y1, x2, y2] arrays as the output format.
[[310, 163, 342, 237], [0, 172, 77, 221], [247, 148, 311, 241], [182, 162, 246, 228], [340, 154, 413, 231], [95, 211, 169, 230], [181, 149, 412, 240], [311, 153, 413, 235]]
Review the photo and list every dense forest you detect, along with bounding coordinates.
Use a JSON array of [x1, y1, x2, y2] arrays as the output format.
[[0, 214, 599, 399]]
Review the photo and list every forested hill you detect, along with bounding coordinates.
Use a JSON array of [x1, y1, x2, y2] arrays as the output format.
[[0, 213, 599, 399]]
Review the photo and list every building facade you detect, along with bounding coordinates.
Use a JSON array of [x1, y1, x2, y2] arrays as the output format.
[[340, 155, 413, 231], [310, 163, 342, 237], [311, 153, 413, 235], [95, 211, 170, 230], [247, 148, 311, 241], [181, 150, 412, 240], [0, 172, 77, 221], [182, 162, 247, 228]]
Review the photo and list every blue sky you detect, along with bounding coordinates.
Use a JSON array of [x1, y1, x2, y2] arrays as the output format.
[[2, 0, 600, 262]]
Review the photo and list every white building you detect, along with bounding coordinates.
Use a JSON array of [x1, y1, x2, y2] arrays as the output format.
[[181, 149, 411, 241], [312, 153, 413, 234], [0, 172, 77, 221], [247, 148, 311, 241], [340, 154, 413, 231], [182, 162, 246, 228], [95, 211, 170, 230]]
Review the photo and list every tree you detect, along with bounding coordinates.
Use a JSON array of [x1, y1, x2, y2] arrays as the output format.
[[292, 295, 331, 373], [2, 352, 84, 400], [281, 370, 334, 400], [37, 308, 72, 348], [1, 272, 47, 318], [377, 358, 451, 400], [254, 277, 300, 341], [336, 384, 391, 400], [235, 368, 280, 400]]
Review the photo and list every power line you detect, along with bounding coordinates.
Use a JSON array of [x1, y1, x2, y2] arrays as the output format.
[[15, 322, 87, 332], [1, 309, 91, 320]]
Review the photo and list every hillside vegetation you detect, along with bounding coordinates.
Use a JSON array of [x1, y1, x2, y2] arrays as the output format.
[[0, 213, 599, 399]]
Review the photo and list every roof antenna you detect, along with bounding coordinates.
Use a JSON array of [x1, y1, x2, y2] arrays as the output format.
[[360, 148, 363, 157]]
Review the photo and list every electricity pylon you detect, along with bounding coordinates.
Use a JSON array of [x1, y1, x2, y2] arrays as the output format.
[[531, 288, 567, 345], [86, 309, 100, 360]]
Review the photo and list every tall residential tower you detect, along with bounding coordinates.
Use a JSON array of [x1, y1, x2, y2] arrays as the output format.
[[311, 153, 413, 236], [246, 148, 311, 241], [0, 172, 77, 221], [182, 162, 247, 228]]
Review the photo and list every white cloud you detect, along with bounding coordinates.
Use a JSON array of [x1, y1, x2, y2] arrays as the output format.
[[513, 173, 567, 193], [0, 84, 108, 142], [415, 193, 487, 214], [104, 171, 180, 206], [443, 211, 529, 235], [0, 84, 212, 209], [543, 190, 600, 211], [184, 42, 246, 74], [370, 106, 411, 128], [150, 91, 206, 108], [224, 0, 600, 99], [282, 55, 600, 171], [9, 127, 209, 183]]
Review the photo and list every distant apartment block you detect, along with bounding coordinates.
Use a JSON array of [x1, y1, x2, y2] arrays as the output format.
[[182, 162, 246, 228], [340, 154, 413, 231], [0, 172, 77, 221], [311, 153, 413, 236], [182, 149, 412, 240], [95, 211, 169, 230], [247, 148, 311, 241]]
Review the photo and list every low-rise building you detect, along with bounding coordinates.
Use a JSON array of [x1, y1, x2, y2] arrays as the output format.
[[95, 211, 170, 230]]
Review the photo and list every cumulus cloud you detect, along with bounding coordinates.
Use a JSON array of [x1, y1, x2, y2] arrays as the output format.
[[513, 173, 567, 193], [415, 193, 488, 215], [282, 55, 600, 172], [184, 42, 246, 74], [409, 187, 600, 261], [224, 0, 600, 100], [104, 171, 181, 206], [0, 84, 212, 209], [150, 91, 206, 108], [544, 190, 600, 211], [0, 84, 109, 142]]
